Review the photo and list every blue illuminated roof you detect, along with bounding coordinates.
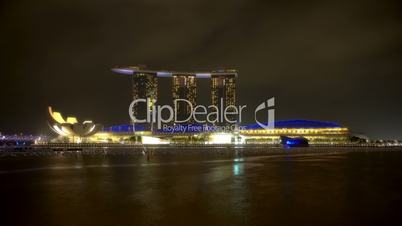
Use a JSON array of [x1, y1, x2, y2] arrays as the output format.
[[244, 120, 342, 130], [103, 124, 146, 133]]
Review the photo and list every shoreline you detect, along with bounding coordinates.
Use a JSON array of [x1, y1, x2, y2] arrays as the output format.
[[1, 145, 402, 157]]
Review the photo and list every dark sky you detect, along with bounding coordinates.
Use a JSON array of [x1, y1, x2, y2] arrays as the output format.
[[1, 0, 401, 139]]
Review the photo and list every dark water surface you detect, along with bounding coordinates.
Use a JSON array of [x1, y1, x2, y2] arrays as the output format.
[[1, 149, 402, 226]]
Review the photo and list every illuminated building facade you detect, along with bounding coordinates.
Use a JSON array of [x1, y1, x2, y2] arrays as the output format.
[[240, 120, 350, 144], [131, 70, 158, 127], [99, 120, 350, 144], [172, 74, 197, 122], [211, 70, 237, 125]]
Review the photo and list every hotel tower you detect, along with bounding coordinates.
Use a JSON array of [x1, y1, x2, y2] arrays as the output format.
[[112, 66, 237, 128], [127, 66, 158, 129], [172, 74, 197, 123], [211, 70, 237, 125]]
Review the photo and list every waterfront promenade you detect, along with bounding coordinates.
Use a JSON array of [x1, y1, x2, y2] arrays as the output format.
[[1, 142, 401, 157]]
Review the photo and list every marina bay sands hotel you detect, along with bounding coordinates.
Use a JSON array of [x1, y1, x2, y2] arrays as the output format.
[[112, 66, 237, 124]]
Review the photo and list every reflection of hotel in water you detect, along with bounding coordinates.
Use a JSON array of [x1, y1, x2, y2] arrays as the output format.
[[113, 66, 238, 126]]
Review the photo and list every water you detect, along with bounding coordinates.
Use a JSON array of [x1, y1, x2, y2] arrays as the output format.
[[1, 149, 402, 226]]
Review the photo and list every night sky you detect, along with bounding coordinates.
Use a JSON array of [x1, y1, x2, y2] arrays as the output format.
[[1, 0, 401, 139]]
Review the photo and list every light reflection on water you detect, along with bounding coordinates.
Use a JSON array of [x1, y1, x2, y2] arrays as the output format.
[[0, 149, 402, 226]]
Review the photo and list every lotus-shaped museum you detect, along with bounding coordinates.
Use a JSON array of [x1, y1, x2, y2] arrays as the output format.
[[48, 107, 102, 139]]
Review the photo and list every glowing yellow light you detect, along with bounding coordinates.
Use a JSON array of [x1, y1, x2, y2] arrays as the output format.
[[209, 133, 232, 144], [84, 125, 96, 135], [61, 126, 74, 136], [49, 106, 67, 124], [52, 125, 68, 136], [142, 136, 169, 144], [66, 117, 78, 124]]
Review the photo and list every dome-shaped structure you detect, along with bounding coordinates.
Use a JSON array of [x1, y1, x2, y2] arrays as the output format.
[[244, 119, 342, 130]]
